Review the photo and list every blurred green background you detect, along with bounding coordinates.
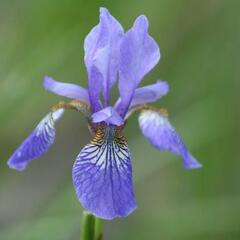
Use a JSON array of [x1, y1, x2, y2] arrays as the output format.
[[0, 0, 239, 239]]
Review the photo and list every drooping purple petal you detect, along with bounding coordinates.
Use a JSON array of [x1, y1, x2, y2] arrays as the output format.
[[92, 106, 124, 126], [84, 8, 124, 107], [7, 109, 64, 170], [72, 125, 137, 219], [138, 110, 202, 169], [43, 76, 89, 103], [117, 15, 160, 117]]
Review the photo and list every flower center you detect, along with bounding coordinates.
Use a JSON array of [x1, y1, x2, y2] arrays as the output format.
[[91, 124, 127, 147]]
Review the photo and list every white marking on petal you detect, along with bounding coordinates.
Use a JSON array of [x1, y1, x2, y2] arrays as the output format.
[[79, 127, 129, 171], [139, 110, 173, 130], [52, 108, 65, 121]]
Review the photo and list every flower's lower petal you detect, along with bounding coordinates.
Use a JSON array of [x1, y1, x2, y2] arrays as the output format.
[[92, 107, 124, 126], [7, 109, 64, 170], [138, 110, 202, 169], [129, 80, 169, 108], [43, 76, 89, 103], [183, 152, 202, 169], [72, 125, 137, 219]]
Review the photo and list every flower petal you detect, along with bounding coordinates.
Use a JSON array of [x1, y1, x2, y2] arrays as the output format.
[[138, 110, 202, 169], [7, 109, 64, 170], [117, 15, 160, 117], [84, 8, 124, 107], [43, 76, 89, 103], [92, 107, 124, 126], [72, 125, 137, 219], [115, 80, 168, 115], [130, 80, 169, 107], [87, 65, 103, 112]]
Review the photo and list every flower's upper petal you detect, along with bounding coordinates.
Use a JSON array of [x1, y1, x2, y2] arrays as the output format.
[[7, 109, 64, 170], [43, 76, 89, 103], [92, 106, 124, 126], [72, 125, 137, 219], [138, 110, 202, 169], [114, 80, 168, 114], [84, 8, 124, 107], [129, 80, 169, 108], [117, 15, 160, 117], [87, 65, 103, 112]]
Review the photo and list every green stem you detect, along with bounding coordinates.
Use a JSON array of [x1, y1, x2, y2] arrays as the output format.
[[81, 211, 104, 240], [81, 211, 95, 240], [94, 217, 104, 240]]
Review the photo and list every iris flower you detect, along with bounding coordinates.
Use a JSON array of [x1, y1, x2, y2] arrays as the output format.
[[7, 8, 202, 220]]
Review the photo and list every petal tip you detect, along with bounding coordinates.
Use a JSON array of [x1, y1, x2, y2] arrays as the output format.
[[7, 159, 27, 171], [184, 163, 203, 170], [99, 7, 110, 15], [158, 80, 169, 95], [134, 15, 149, 30], [86, 201, 137, 220], [43, 75, 53, 90], [97, 203, 138, 220], [183, 153, 202, 169]]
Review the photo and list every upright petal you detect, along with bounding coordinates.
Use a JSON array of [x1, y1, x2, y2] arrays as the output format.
[[92, 106, 124, 126], [43, 76, 89, 103], [117, 15, 160, 117], [72, 125, 137, 219], [7, 109, 64, 170], [84, 8, 124, 107], [87, 65, 103, 112], [138, 110, 202, 169]]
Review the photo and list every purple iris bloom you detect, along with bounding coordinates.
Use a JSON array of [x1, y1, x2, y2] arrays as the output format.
[[7, 8, 202, 220]]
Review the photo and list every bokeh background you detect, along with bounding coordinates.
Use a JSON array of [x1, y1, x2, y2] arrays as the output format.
[[0, 0, 239, 239]]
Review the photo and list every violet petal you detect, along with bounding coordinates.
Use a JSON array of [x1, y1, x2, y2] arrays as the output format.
[[92, 106, 124, 126], [43, 76, 89, 103], [7, 109, 64, 170], [138, 110, 202, 169], [130, 80, 169, 107], [72, 125, 137, 219], [84, 8, 124, 107], [117, 15, 160, 117]]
